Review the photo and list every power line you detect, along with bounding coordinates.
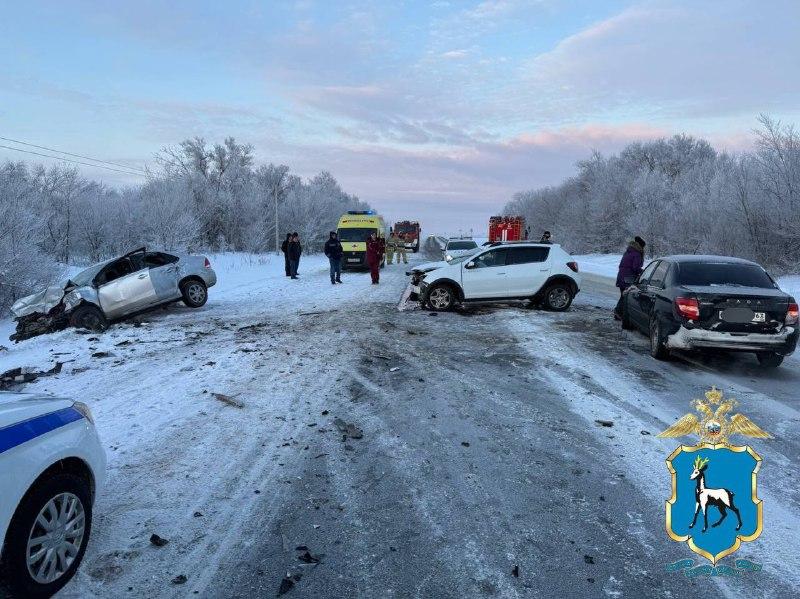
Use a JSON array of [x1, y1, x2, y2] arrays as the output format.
[[0, 144, 147, 177], [0, 135, 149, 174]]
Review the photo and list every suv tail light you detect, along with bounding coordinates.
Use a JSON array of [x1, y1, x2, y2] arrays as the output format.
[[204, 257, 211, 268], [567, 261, 579, 273], [787, 302, 799, 325], [675, 297, 700, 321]]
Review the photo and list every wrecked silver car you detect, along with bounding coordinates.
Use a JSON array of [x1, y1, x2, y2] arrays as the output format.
[[10, 248, 217, 341]]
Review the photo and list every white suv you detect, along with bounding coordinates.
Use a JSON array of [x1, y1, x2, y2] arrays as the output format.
[[0, 392, 106, 598], [415, 242, 581, 311]]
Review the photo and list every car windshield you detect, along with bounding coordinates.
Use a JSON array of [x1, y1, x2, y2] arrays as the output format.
[[677, 262, 776, 288], [70, 261, 110, 287], [395, 225, 417, 234], [447, 241, 477, 250], [338, 227, 376, 242]]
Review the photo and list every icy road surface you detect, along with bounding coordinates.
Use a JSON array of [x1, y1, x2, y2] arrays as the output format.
[[1, 253, 798, 598]]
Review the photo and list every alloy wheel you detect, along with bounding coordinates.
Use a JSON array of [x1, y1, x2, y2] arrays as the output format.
[[26, 492, 86, 584], [187, 283, 206, 304], [428, 287, 451, 310], [548, 287, 569, 309]]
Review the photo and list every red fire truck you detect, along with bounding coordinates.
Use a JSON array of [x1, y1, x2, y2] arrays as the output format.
[[393, 220, 421, 252], [488, 216, 526, 242]]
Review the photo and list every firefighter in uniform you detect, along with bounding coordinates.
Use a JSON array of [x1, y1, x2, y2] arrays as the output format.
[[386, 232, 397, 265], [396, 233, 408, 264]]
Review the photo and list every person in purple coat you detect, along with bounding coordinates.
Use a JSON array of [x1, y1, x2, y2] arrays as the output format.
[[614, 236, 646, 318]]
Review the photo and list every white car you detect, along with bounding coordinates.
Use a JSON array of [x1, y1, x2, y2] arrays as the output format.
[[416, 241, 581, 311], [443, 238, 479, 261], [0, 393, 105, 598]]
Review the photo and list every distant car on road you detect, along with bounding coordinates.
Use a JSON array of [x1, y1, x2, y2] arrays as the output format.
[[443, 238, 479, 262], [0, 392, 105, 598], [11, 248, 217, 340], [414, 241, 580, 311], [619, 255, 798, 367]]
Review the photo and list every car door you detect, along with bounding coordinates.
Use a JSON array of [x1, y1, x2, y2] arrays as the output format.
[[461, 248, 510, 299], [503, 246, 551, 296], [639, 261, 671, 322], [96, 257, 158, 318], [144, 252, 182, 302], [626, 261, 658, 329]]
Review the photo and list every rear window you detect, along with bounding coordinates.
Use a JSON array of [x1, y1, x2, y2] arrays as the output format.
[[676, 262, 776, 288], [447, 241, 477, 250]]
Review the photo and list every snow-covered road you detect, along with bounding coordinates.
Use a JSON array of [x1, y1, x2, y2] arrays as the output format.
[[1, 252, 798, 598]]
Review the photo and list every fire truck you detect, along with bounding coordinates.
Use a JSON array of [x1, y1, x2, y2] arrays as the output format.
[[392, 220, 421, 253], [488, 216, 526, 242]]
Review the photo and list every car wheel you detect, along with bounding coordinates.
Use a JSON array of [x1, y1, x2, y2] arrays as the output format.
[[180, 279, 208, 308], [68, 304, 108, 332], [542, 283, 574, 311], [649, 316, 670, 360], [0, 472, 92, 599], [756, 352, 784, 368], [427, 284, 455, 311]]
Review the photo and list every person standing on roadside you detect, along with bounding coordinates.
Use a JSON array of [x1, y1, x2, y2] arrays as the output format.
[[396, 233, 408, 264], [366, 232, 383, 284], [288, 232, 302, 280], [386, 232, 397, 265], [324, 230, 343, 284], [614, 236, 646, 318], [280, 233, 291, 277], [539, 230, 553, 244]]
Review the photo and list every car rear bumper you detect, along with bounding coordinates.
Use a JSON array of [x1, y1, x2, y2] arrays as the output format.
[[667, 325, 798, 354], [202, 268, 218, 288]]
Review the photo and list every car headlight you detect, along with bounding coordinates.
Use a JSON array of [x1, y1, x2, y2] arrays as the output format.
[[63, 290, 82, 311], [445, 254, 453, 261], [73, 401, 95, 425]]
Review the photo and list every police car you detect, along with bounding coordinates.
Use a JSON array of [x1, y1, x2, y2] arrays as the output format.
[[0, 392, 105, 598]]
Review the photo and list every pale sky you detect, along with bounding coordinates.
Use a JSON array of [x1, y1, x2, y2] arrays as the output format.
[[2, 0, 799, 235]]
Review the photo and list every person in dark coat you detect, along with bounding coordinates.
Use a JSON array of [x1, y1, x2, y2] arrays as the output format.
[[614, 236, 646, 318], [539, 230, 552, 244], [287, 232, 302, 279], [324, 231, 344, 284], [280, 233, 291, 276], [365, 232, 383, 284]]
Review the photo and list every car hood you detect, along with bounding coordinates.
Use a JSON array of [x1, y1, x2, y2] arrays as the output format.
[[411, 260, 448, 273], [11, 285, 67, 318], [681, 285, 790, 299], [0, 392, 74, 429]]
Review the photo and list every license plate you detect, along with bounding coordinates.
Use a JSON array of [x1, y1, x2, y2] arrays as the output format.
[[752, 312, 766, 322], [347, 258, 360, 263]]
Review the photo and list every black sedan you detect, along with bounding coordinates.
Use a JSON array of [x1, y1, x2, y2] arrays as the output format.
[[620, 255, 798, 368]]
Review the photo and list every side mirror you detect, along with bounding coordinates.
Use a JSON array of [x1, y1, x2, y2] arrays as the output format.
[[464, 261, 476, 270]]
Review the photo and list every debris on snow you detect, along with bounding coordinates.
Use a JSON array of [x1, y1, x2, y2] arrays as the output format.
[[1, 362, 63, 390], [512, 565, 519, 577], [583, 554, 595, 564], [91, 351, 114, 359], [171, 574, 188, 585], [333, 417, 363, 439], [211, 392, 244, 409], [149, 534, 169, 547], [461, 441, 470, 447], [594, 419, 614, 428], [389, 366, 400, 372]]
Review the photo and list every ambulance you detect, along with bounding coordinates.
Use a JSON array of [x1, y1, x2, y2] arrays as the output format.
[[337, 211, 386, 269]]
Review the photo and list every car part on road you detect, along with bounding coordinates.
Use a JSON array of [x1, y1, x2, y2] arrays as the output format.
[[1, 472, 92, 598], [0, 362, 63, 391]]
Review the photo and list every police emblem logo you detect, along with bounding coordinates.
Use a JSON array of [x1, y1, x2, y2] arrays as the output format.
[[658, 387, 771, 566]]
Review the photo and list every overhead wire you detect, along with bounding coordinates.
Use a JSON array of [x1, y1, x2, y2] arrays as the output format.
[[0, 135, 149, 175], [0, 144, 147, 177]]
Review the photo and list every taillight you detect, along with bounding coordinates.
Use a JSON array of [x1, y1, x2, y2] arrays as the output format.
[[567, 261, 579, 273], [204, 257, 211, 268], [787, 302, 799, 325], [675, 297, 700, 321]]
